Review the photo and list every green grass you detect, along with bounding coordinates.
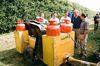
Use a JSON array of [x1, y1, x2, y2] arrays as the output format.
[[86, 29, 100, 62], [0, 49, 27, 66], [0, 49, 48, 66]]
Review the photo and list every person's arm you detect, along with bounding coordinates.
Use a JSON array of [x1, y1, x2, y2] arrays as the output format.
[[71, 15, 74, 23], [69, 17, 71, 23], [60, 17, 63, 23], [57, 18, 60, 24], [83, 22, 89, 38], [42, 19, 48, 25], [94, 16, 96, 21], [96, 16, 100, 21]]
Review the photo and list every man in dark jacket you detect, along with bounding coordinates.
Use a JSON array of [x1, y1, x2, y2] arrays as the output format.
[[71, 9, 82, 47], [94, 13, 100, 31]]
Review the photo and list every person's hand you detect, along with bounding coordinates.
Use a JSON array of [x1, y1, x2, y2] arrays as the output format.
[[78, 34, 85, 40], [96, 18, 100, 21], [26, 22, 30, 25]]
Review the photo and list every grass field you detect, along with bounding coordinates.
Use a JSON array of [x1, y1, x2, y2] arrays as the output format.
[[0, 24, 99, 66]]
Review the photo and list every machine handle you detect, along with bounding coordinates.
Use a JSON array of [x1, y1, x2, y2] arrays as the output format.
[[64, 55, 97, 66]]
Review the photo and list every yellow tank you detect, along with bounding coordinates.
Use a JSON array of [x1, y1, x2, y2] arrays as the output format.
[[14, 30, 36, 53], [29, 36, 36, 48], [14, 30, 29, 53], [42, 31, 75, 66]]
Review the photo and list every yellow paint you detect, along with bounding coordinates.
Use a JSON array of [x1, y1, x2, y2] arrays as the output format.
[[29, 36, 36, 48], [14, 30, 29, 53], [22, 30, 29, 47], [42, 36, 54, 66], [42, 31, 75, 66]]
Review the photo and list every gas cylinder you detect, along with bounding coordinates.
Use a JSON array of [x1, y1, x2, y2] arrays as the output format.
[[49, 19, 57, 25], [46, 25, 60, 36], [60, 23, 73, 33], [16, 24, 26, 31], [16, 19, 23, 24], [46, 19, 60, 36], [63, 18, 71, 24], [16, 19, 26, 31]]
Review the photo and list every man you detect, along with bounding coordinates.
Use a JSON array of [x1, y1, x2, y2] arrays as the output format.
[[78, 13, 89, 58], [50, 12, 60, 24], [71, 9, 82, 47], [60, 10, 71, 23], [36, 12, 48, 25], [94, 13, 100, 31], [35, 12, 48, 34]]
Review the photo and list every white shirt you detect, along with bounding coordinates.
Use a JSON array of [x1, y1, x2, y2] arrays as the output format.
[[36, 16, 48, 24], [60, 16, 71, 23], [49, 17, 60, 24]]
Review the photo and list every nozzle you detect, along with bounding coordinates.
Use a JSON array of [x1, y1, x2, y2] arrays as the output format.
[[64, 55, 97, 66]]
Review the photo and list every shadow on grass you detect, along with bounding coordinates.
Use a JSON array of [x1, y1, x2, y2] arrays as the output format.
[[0, 49, 47, 66], [0, 49, 87, 66], [0, 48, 27, 66]]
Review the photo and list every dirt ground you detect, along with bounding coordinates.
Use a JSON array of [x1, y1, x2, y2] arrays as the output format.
[[0, 32, 15, 51]]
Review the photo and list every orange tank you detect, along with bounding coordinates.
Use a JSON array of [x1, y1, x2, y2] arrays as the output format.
[[63, 18, 70, 24], [60, 23, 73, 33], [16, 19, 23, 24], [46, 25, 60, 36], [16, 24, 26, 31], [49, 19, 57, 25]]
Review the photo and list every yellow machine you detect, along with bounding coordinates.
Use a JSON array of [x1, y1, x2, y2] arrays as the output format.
[[14, 30, 74, 66], [14, 22, 97, 66]]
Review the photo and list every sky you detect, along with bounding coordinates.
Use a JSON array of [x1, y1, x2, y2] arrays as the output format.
[[69, 0, 100, 11]]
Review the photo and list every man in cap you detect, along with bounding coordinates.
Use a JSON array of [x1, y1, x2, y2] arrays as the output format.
[[60, 10, 71, 23]]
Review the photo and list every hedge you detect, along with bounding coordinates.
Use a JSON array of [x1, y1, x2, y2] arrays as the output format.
[[0, 0, 95, 34]]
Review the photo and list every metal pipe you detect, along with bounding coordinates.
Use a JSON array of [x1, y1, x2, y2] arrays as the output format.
[[64, 55, 97, 66]]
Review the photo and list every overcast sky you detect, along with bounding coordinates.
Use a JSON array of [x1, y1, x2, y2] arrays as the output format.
[[69, 0, 100, 11]]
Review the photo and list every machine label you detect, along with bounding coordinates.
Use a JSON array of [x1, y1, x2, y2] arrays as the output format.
[[61, 35, 70, 40]]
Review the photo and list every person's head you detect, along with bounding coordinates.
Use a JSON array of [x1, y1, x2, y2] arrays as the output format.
[[64, 10, 69, 17], [74, 9, 79, 17], [96, 13, 99, 16], [80, 13, 86, 20], [39, 12, 44, 18], [51, 12, 58, 18]]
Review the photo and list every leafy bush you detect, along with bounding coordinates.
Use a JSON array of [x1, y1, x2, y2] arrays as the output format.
[[0, 0, 68, 33]]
